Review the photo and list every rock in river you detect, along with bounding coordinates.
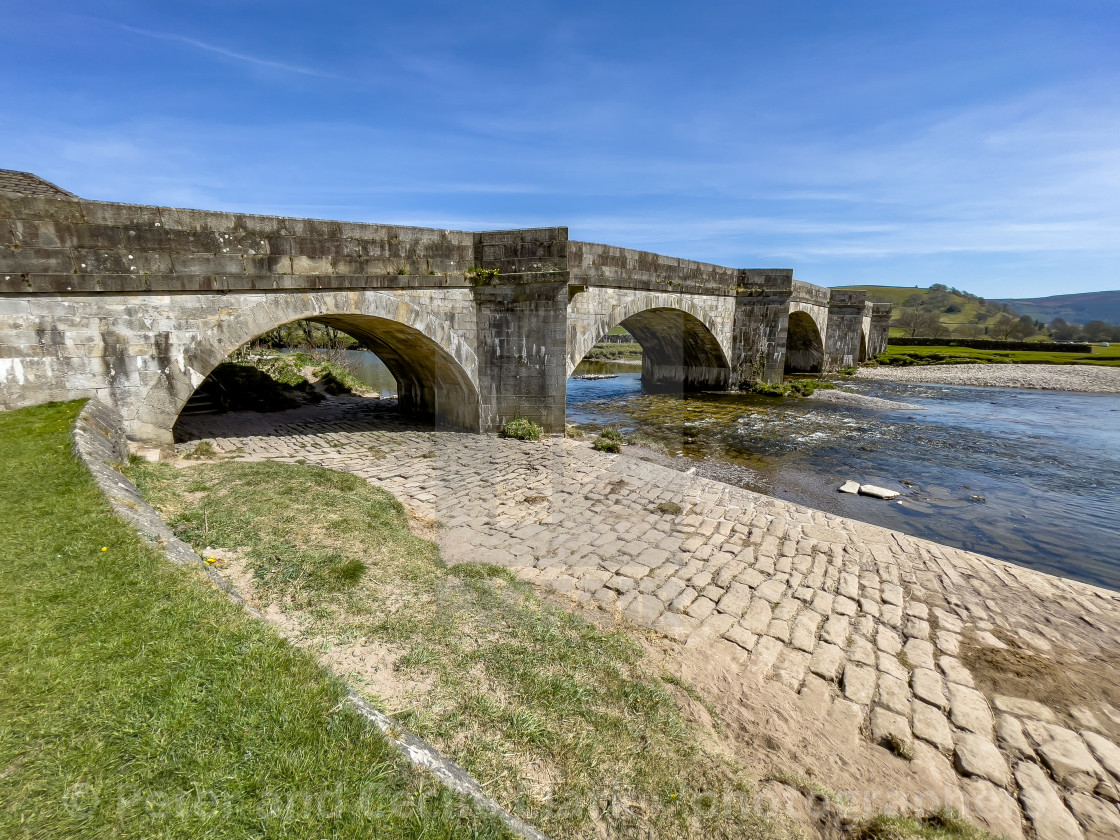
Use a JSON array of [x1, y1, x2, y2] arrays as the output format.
[[859, 484, 901, 500]]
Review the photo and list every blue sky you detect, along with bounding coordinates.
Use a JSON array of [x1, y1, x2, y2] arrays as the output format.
[[1, 1, 1117, 298]]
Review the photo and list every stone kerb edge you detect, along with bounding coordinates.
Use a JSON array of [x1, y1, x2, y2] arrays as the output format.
[[69, 398, 550, 840]]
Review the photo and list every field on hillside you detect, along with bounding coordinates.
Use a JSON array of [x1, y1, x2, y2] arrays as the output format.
[[835, 285, 1003, 334], [876, 343, 1120, 366]]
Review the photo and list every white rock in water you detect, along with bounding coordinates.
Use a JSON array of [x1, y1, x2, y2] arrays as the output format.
[[860, 484, 900, 500], [839, 480, 861, 494]]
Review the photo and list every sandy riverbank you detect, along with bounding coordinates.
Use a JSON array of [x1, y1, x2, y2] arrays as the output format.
[[854, 363, 1120, 393]]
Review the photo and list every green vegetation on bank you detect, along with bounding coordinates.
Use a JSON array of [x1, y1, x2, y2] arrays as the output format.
[[592, 428, 624, 452], [741, 378, 839, 397], [0, 402, 510, 839], [127, 458, 796, 840], [583, 340, 643, 361], [875, 344, 1120, 367], [500, 417, 543, 441]]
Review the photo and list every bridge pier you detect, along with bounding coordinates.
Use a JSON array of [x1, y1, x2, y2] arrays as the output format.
[[825, 291, 867, 370]]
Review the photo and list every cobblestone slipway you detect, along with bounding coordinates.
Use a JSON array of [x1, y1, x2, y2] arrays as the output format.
[[176, 398, 1120, 840]]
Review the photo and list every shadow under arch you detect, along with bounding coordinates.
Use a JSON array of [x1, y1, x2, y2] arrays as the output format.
[[310, 314, 479, 430], [136, 293, 481, 443], [785, 311, 824, 374], [572, 305, 731, 392], [858, 330, 868, 363]]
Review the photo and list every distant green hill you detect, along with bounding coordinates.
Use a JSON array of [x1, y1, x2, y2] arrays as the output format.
[[833, 285, 997, 331], [993, 291, 1120, 325], [836, 285, 1120, 327]]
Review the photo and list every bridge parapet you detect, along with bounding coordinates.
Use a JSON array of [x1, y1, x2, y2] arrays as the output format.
[[829, 289, 868, 308], [476, 228, 569, 278], [0, 193, 481, 295], [568, 241, 740, 296]]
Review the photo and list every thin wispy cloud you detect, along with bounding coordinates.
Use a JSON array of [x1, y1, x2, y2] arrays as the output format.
[[112, 22, 341, 80]]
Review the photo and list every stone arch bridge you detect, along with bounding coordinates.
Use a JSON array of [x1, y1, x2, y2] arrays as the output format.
[[0, 171, 890, 444]]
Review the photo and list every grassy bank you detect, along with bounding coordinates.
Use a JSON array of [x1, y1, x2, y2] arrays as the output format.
[[583, 341, 643, 361], [876, 344, 1120, 367], [126, 457, 797, 840], [0, 402, 510, 839]]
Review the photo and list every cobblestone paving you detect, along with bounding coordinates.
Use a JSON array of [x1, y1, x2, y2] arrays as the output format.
[[178, 399, 1120, 840]]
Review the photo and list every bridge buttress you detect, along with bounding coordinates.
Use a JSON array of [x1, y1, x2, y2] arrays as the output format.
[[825, 290, 868, 371], [472, 228, 571, 434], [730, 271, 796, 384]]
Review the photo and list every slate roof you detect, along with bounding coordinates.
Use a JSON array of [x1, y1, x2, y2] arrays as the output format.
[[0, 169, 76, 198]]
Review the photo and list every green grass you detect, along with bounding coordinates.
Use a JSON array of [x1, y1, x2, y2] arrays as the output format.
[[583, 341, 643, 361], [876, 344, 1120, 367], [0, 401, 511, 840], [854, 809, 998, 840], [126, 458, 795, 840]]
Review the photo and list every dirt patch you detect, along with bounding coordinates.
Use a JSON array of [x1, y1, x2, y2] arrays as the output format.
[[961, 636, 1120, 737]]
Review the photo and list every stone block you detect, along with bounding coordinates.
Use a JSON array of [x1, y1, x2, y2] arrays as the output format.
[[809, 642, 846, 683], [876, 674, 911, 716], [652, 611, 699, 643], [843, 663, 876, 705], [1066, 790, 1120, 839], [1082, 730, 1120, 781], [1036, 728, 1107, 793], [961, 778, 1025, 840], [955, 732, 1010, 787], [912, 701, 953, 753], [1015, 761, 1086, 840], [870, 707, 913, 756], [947, 682, 993, 736], [910, 667, 947, 711]]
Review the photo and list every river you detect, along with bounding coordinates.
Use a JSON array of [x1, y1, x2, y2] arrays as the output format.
[[344, 350, 1120, 591]]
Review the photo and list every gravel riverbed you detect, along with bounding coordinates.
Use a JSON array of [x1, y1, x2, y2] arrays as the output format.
[[854, 362, 1120, 393]]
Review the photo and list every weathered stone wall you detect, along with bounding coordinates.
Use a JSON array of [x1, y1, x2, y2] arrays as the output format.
[[568, 241, 739, 295], [825, 290, 868, 370], [867, 303, 892, 356], [0, 174, 888, 442], [473, 229, 571, 432], [730, 274, 797, 383], [0, 287, 479, 443], [565, 285, 736, 379]]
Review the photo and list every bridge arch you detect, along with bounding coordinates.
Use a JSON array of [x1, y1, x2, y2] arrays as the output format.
[[858, 330, 868, 363], [784, 310, 825, 374], [134, 290, 480, 442], [567, 292, 733, 390]]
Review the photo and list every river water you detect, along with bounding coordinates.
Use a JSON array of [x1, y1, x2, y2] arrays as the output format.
[[343, 350, 1120, 590]]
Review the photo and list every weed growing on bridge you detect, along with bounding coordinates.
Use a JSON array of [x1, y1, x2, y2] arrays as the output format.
[[466, 266, 500, 281], [0, 402, 511, 840], [128, 458, 801, 840], [501, 417, 543, 441]]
